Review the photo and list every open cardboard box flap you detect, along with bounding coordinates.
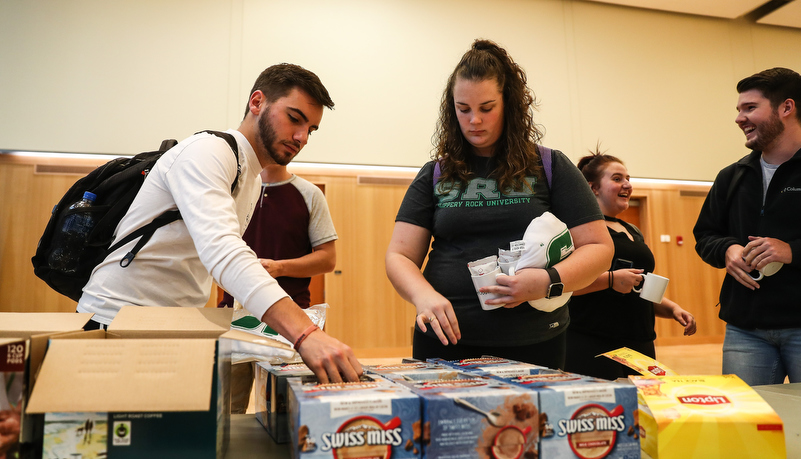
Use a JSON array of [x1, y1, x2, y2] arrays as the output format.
[[26, 338, 216, 413], [107, 306, 232, 338], [109, 306, 293, 350], [0, 312, 93, 338], [1, 312, 94, 400]]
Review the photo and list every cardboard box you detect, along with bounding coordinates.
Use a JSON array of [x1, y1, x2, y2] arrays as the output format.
[[28, 338, 222, 459], [0, 312, 93, 456], [486, 370, 640, 459], [603, 348, 788, 458], [536, 381, 640, 459], [427, 356, 551, 379], [425, 356, 642, 457], [287, 374, 422, 459], [1, 337, 27, 459], [631, 375, 785, 459], [365, 362, 457, 383], [365, 361, 448, 374], [396, 372, 540, 459], [255, 361, 314, 443], [497, 371, 608, 388], [25, 306, 288, 459]]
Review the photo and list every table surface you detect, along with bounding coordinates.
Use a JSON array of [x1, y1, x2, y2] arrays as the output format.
[[754, 383, 801, 458], [228, 415, 289, 457], [227, 383, 801, 459]]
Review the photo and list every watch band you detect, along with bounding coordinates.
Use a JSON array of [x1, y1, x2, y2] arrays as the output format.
[[545, 267, 564, 299], [545, 267, 561, 285]]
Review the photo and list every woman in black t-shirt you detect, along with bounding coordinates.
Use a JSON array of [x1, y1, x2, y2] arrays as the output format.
[[565, 151, 697, 380], [385, 40, 614, 369]]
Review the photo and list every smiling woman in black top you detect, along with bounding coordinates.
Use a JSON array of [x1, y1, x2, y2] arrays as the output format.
[[565, 150, 697, 380]]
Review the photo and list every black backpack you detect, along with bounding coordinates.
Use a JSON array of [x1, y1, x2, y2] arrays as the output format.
[[31, 130, 240, 301]]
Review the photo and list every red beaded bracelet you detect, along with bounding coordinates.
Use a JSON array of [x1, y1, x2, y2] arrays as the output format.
[[293, 324, 320, 351]]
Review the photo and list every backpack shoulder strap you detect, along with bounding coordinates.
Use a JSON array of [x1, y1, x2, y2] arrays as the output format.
[[159, 139, 178, 151], [112, 210, 182, 266], [197, 130, 241, 193], [538, 145, 553, 189], [115, 131, 241, 268]]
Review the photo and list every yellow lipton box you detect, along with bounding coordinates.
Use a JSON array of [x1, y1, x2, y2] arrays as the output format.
[[630, 375, 785, 459]]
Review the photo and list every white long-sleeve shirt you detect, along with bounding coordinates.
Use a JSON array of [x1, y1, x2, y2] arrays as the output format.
[[77, 129, 288, 324]]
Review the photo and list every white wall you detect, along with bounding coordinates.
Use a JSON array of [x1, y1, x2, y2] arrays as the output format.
[[2, 0, 801, 181]]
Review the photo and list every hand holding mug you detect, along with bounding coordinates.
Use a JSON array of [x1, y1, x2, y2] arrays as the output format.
[[743, 236, 791, 281], [632, 272, 669, 304], [747, 261, 783, 281], [725, 244, 760, 290], [610, 268, 644, 294]]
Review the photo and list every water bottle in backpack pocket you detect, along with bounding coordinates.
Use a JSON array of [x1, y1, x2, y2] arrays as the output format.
[[32, 130, 240, 302], [47, 191, 99, 273]]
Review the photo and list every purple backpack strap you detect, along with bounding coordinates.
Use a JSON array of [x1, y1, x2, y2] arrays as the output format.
[[433, 147, 552, 188], [539, 145, 553, 188]]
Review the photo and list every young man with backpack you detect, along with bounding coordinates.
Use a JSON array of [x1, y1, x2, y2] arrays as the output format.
[[76, 63, 362, 384], [694, 67, 801, 385]]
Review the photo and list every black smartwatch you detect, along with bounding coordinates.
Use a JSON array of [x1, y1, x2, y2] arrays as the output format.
[[545, 267, 564, 299]]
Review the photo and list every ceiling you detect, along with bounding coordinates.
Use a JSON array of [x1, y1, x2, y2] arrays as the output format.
[[582, 0, 801, 28]]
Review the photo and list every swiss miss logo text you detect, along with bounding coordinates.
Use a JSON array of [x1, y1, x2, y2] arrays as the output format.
[[320, 416, 403, 454], [320, 427, 403, 451], [320, 416, 403, 457], [557, 413, 626, 436]]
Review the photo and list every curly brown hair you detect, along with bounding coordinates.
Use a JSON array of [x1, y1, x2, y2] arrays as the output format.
[[433, 39, 544, 193]]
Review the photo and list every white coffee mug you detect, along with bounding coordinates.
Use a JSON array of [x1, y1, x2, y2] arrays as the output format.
[[632, 272, 669, 304], [747, 261, 783, 281], [471, 266, 506, 310]]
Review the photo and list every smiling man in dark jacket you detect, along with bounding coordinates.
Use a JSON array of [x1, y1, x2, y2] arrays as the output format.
[[694, 67, 801, 386]]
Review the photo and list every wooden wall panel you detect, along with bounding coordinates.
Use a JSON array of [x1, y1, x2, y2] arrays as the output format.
[[635, 187, 727, 345], [0, 156, 724, 352], [0, 162, 79, 313]]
